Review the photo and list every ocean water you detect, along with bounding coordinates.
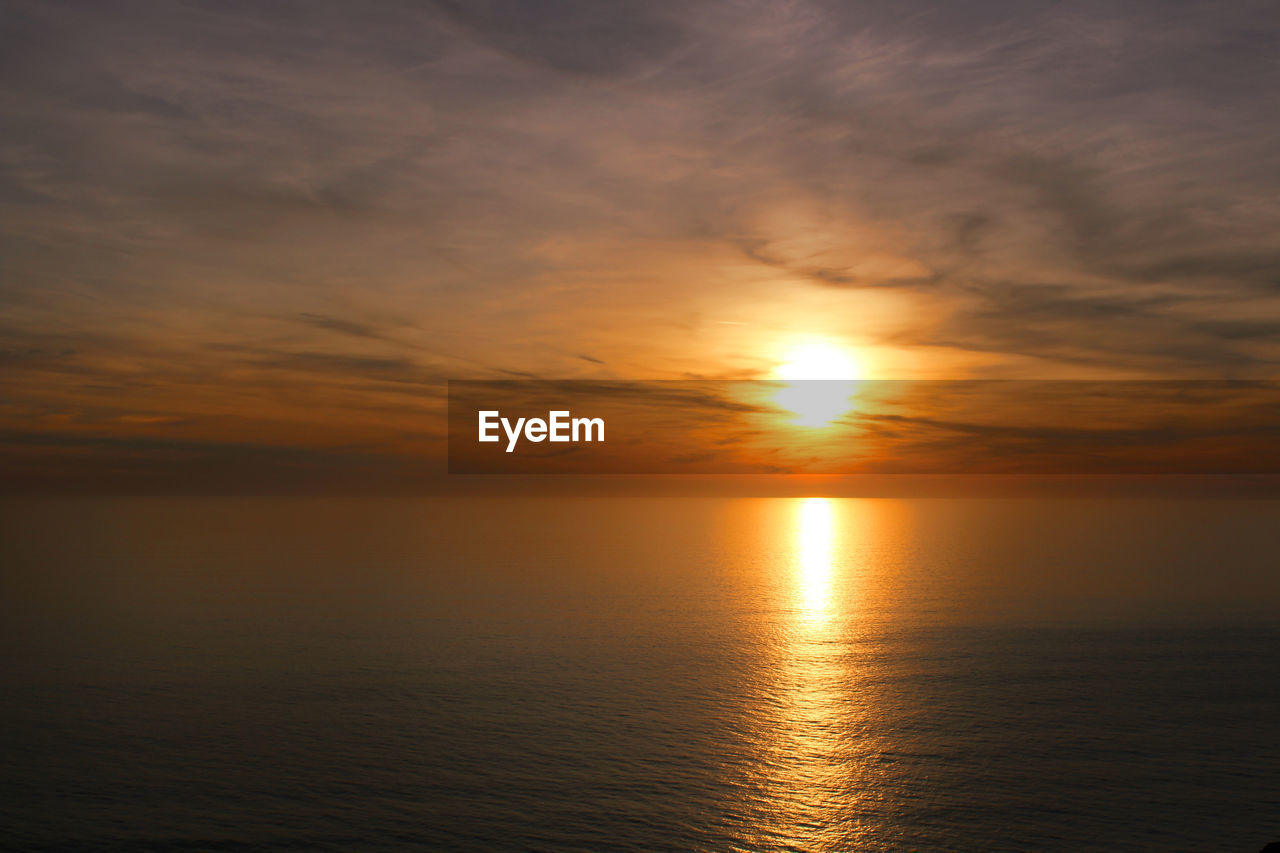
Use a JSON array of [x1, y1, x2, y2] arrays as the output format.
[[1, 496, 1278, 852]]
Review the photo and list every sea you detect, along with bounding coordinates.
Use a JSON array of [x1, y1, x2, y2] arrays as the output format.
[[1, 496, 1277, 851]]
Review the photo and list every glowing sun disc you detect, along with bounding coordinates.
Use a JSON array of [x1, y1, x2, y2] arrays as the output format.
[[772, 341, 862, 427], [774, 341, 861, 381]]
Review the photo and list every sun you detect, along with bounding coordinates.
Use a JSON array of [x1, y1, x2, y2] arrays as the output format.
[[774, 341, 862, 380], [771, 340, 862, 427]]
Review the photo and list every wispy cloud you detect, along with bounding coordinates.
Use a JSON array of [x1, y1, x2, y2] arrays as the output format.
[[3, 0, 1279, 487]]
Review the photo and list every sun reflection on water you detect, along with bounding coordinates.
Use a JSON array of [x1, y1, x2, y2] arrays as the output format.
[[743, 497, 882, 850], [798, 497, 835, 621]]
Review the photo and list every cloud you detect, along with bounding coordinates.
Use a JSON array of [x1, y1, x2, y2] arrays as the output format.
[[298, 313, 387, 339], [3, 0, 1280, 488], [432, 0, 688, 77], [245, 351, 434, 382]]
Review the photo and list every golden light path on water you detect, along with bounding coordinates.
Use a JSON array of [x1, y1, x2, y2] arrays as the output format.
[[746, 497, 882, 851], [798, 497, 835, 621]]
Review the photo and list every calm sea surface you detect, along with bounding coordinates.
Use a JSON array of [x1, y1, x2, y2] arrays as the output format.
[[1, 497, 1278, 852]]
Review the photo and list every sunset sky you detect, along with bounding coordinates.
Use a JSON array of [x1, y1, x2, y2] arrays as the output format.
[[3, 0, 1279, 490]]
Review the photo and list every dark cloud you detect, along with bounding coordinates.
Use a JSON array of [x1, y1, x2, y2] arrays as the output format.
[[0, 346, 75, 365], [1191, 319, 1280, 342], [913, 281, 1277, 372], [0, 428, 368, 458], [298, 313, 385, 339], [432, 0, 687, 77], [243, 351, 441, 385]]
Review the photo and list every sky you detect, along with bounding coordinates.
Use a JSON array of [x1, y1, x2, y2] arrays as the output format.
[[2, 0, 1279, 491]]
